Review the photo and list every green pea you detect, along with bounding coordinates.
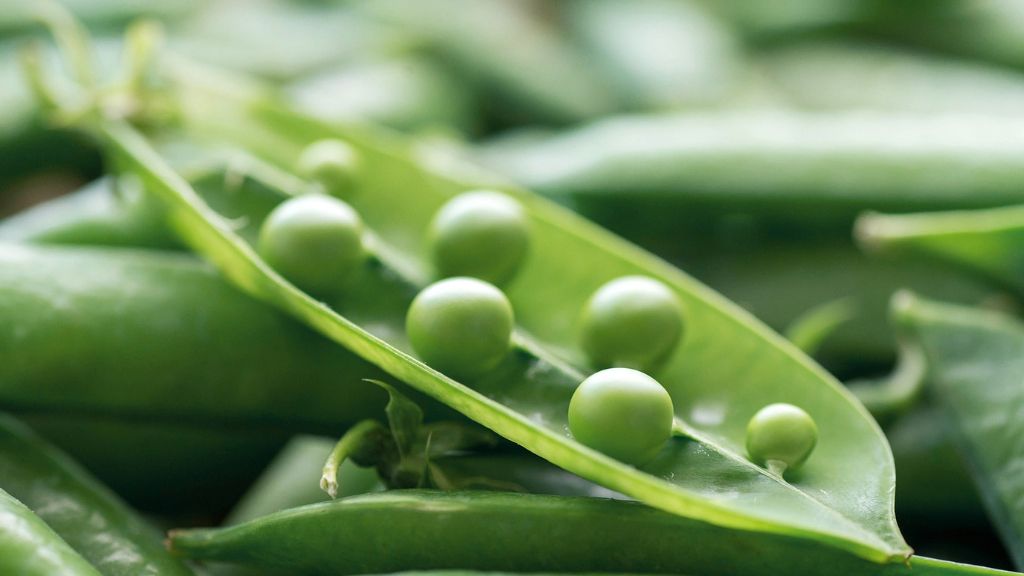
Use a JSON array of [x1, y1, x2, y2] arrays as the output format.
[[258, 194, 364, 295], [568, 368, 674, 466], [579, 276, 684, 371], [406, 277, 514, 378], [429, 190, 530, 285], [297, 139, 361, 197], [746, 403, 818, 476]]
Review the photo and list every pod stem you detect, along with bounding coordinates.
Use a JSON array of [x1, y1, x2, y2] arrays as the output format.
[[320, 420, 388, 499], [766, 460, 789, 478]]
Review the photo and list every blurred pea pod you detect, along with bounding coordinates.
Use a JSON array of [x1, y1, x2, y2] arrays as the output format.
[[172, 0, 403, 82], [0, 0, 200, 36], [357, 0, 617, 125], [478, 111, 1024, 235], [759, 41, 1024, 115], [564, 0, 744, 111], [0, 413, 194, 575], [0, 487, 100, 576], [287, 56, 479, 135], [858, 205, 1024, 294], [898, 295, 1024, 569]]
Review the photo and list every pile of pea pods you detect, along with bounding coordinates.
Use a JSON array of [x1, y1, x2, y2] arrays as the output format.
[[4, 1, 1024, 575]]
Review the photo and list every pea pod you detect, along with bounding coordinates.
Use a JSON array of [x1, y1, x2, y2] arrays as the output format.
[[168, 490, 1012, 576], [897, 295, 1024, 568], [0, 487, 101, 576], [476, 111, 1024, 233], [857, 206, 1024, 294], [0, 242, 409, 429], [0, 413, 193, 575], [98, 68, 913, 561]]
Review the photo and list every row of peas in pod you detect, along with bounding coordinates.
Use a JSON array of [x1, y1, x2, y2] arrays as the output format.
[[260, 138, 819, 475]]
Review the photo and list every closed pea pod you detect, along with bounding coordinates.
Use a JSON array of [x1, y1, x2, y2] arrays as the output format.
[[406, 277, 514, 378], [746, 403, 819, 476], [0, 414, 193, 576], [579, 276, 684, 372], [258, 194, 365, 295], [429, 190, 530, 285], [568, 368, 674, 466], [0, 488, 101, 576]]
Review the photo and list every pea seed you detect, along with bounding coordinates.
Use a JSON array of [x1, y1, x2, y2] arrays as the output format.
[[746, 403, 818, 476], [429, 190, 530, 285], [297, 139, 361, 198]]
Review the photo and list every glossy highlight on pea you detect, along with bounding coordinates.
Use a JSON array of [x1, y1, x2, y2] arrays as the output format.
[[429, 190, 530, 285], [406, 277, 515, 378], [258, 194, 364, 295], [579, 276, 685, 372]]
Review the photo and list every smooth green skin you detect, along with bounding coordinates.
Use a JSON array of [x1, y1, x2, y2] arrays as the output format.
[[478, 111, 1024, 231], [0, 488, 101, 576], [429, 190, 530, 285], [568, 368, 674, 466], [0, 413, 193, 576], [168, 491, 1016, 576], [406, 277, 514, 378], [898, 295, 1024, 569], [258, 194, 365, 295], [296, 139, 361, 198], [579, 275, 684, 371], [746, 403, 819, 474], [139, 82, 909, 560]]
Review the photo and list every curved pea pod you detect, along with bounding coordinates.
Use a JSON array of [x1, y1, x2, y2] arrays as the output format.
[[476, 111, 1024, 234], [0, 487, 101, 576], [896, 294, 1024, 569], [103, 74, 916, 562], [857, 206, 1024, 294], [168, 490, 1012, 576], [0, 413, 193, 575], [0, 243, 405, 429]]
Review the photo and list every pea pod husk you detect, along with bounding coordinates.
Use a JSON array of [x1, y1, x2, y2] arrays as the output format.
[[167, 490, 1014, 576], [101, 65, 913, 561], [0, 413, 193, 576], [0, 487, 101, 576]]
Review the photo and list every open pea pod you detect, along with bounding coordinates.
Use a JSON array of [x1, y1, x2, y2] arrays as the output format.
[[79, 65, 912, 561], [858, 206, 1024, 294], [897, 295, 1024, 568]]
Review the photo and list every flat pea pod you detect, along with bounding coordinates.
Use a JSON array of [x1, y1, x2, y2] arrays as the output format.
[[112, 74, 909, 561], [168, 490, 1013, 576], [0, 487, 101, 576], [0, 413, 193, 576]]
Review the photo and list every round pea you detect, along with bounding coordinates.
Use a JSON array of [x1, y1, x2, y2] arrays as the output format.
[[746, 403, 818, 475], [297, 139, 361, 197], [258, 194, 364, 295], [406, 277, 514, 378], [429, 190, 530, 285], [568, 368, 674, 466], [579, 276, 684, 372]]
